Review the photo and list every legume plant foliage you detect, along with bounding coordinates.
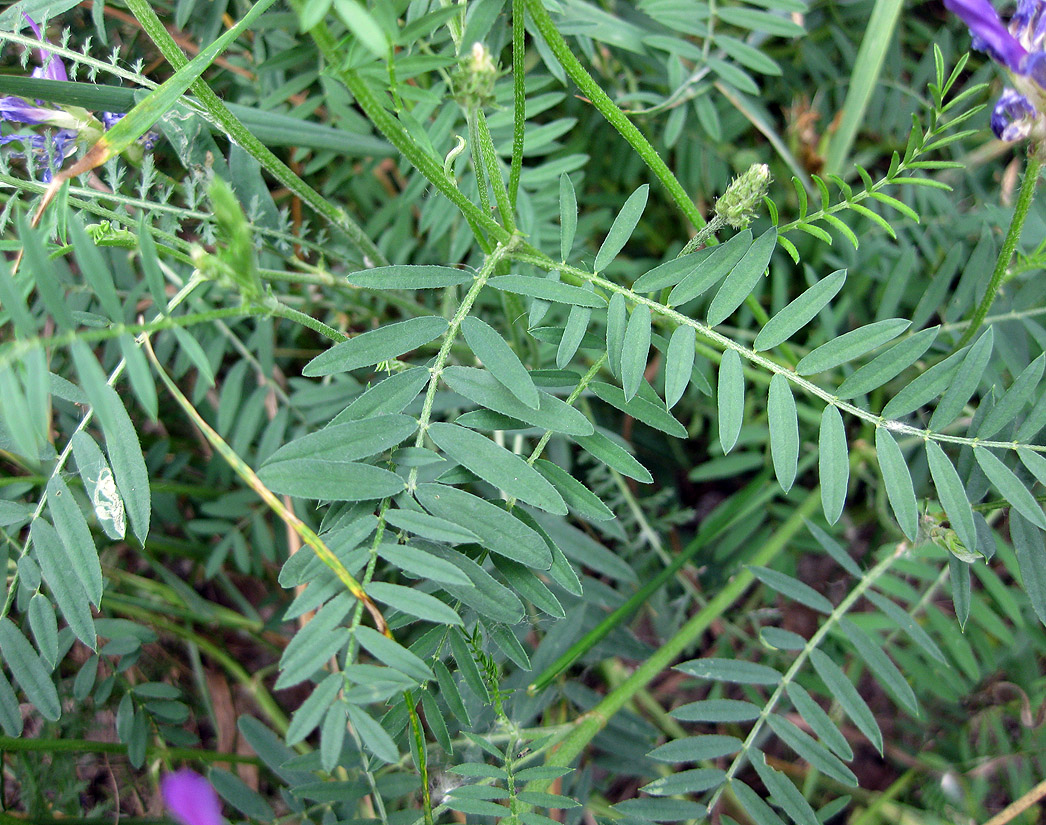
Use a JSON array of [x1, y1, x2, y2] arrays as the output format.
[[1, 0, 1045, 822]]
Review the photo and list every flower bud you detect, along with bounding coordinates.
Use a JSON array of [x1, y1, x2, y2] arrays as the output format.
[[714, 163, 772, 229], [452, 42, 499, 109]]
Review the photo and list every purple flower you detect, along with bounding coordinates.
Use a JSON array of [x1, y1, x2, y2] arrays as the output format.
[[161, 769, 224, 825], [22, 14, 67, 82], [945, 0, 1046, 140]]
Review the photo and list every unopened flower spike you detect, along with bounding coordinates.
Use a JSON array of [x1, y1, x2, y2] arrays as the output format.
[[715, 163, 773, 229], [161, 769, 224, 825], [945, 0, 1046, 141]]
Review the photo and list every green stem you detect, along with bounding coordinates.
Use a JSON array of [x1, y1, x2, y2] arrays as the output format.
[[509, 0, 526, 207], [467, 108, 493, 218], [527, 487, 822, 785], [409, 243, 511, 489], [0, 306, 263, 370], [955, 146, 1043, 350], [0, 734, 260, 765], [124, 0, 389, 268], [523, 0, 704, 231], [478, 111, 517, 233]]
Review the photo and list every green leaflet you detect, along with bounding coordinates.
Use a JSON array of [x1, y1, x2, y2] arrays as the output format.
[[975, 448, 1046, 529], [45, 474, 103, 606], [30, 520, 96, 649], [264, 414, 417, 464], [442, 366, 593, 435], [594, 184, 648, 272], [376, 543, 472, 586], [754, 269, 846, 352], [69, 342, 150, 543], [676, 657, 781, 685], [381, 510, 479, 546], [257, 459, 404, 501], [750, 565, 832, 613], [818, 405, 848, 525], [560, 173, 577, 261], [427, 423, 567, 514], [706, 227, 777, 326], [557, 296, 593, 368], [589, 381, 687, 438], [752, 750, 820, 825], [838, 618, 919, 715], [875, 427, 918, 540], [355, 625, 434, 681], [347, 265, 473, 289], [303, 316, 449, 376], [786, 682, 853, 760], [977, 353, 1046, 440], [621, 304, 651, 401], [925, 440, 977, 557], [768, 374, 799, 492], [764, 716, 858, 787], [606, 292, 628, 378], [0, 617, 61, 722], [809, 648, 883, 753], [461, 316, 540, 409], [670, 699, 761, 722], [648, 735, 743, 763], [572, 430, 653, 483], [927, 326, 994, 431], [1010, 513, 1046, 627], [668, 229, 752, 307], [881, 346, 966, 419], [415, 483, 552, 569], [370, 581, 464, 623], [665, 325, 697, 409], [346, 704, 399, 763], [533, 459, 615, 521], [795, 318, 910, 376], [487, 275, 606, 307], [718, 349, 745, 453], [632, 248, 713, 293], [835, 325, 939, 399]]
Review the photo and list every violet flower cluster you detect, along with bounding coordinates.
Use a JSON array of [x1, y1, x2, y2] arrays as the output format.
[[161, 769, 224, 825], [1, 15, 156, 181], [945, 0, 1046, 141]]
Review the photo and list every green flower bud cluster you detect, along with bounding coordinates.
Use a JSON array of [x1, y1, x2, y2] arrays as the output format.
[[452, 42, 500, 110], [714, 163, 772, 229]]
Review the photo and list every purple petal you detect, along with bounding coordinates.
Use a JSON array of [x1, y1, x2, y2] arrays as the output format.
[[945, 0, 1029, 70], [161, 770, 224, 825], [0, 96, 58, 125], [990, 87, 1038, 139], [22, 13, 67, 82]]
